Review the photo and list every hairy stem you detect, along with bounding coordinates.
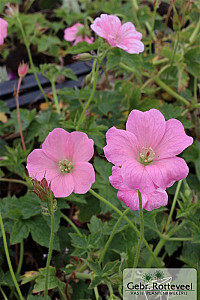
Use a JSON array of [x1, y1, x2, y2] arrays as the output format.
[[89, 189, 161, 267], [15, 76, 26, 150], [99, 208, 129, 264], [60, 212, 82, 237], [133, 190, 144, 268], [0, 212, 24, 300], [51, 80, 61, 114], [16, 16, 48, 103], [44, 197, 55, 300]]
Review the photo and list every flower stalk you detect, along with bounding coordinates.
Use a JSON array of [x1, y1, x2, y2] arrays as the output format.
[[0, 212, 24, 300], [133, 190, 144, 268], [44, 194, 55, 300], [14, 76, 26, 151]]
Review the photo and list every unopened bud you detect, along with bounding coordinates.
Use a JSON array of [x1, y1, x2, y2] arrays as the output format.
[[18, 61, 29, 78], [73, 53, 93, 61], [32, 177, 52, 202]]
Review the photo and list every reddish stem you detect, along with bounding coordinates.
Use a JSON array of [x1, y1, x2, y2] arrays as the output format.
[[15, 77, 26, 151]]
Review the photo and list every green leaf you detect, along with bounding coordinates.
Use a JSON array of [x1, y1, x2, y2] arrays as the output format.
[[165, 240, 181, 256], [21, 271, 40, 285], [0, 100, 10, 114], [184, 47, 200, 79], [11, 194, 42, 219], [33, 267, 60, 293], [89, 276, 102, 289], [69, 233, 88, 249], [66, 41, 100, 54], [10, 219, 29, 244], [27, 215, 60, 250], [161, 103, 183, 120], [10, 109, 36, 132]]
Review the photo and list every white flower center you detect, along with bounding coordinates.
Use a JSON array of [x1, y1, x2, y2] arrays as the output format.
[[139, 147, 155, 165], [59, 159, 74, 173]]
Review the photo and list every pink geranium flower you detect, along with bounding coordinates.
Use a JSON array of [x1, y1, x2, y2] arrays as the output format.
[[110, 166, 168, 211], [0, 18, 8, 45], [90, 14, 144, 54], [64, 23, 94, 45], [27, 128, 95, 197], [104, 109, 193, 194]]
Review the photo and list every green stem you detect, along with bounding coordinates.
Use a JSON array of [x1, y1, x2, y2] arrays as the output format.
[[76, 49, 109, 130], [89, 189, 161, 267], [51, 80, 60, 114], [119, 62, 142, 84], [145, 237, 165, 268], [99, 208, 129, 264], [188, 17, 200, 45], [154, 77, 189, 105], [133, 191, 144, 268], [166, 180, 182, 231], [0, 178, 30, 187], [153, 58, 168, 65], [168, 237, 192, 241], [44, 197, 55, 300], [94, 286, 99, 300], [16, 17, 49, 103], [60, 212, 82, 237], [16, 240, 24, 275], [0, 212, 24, 300], [107, 282, 114, 297], [0, 287, 8, 300], [192, 77, 197, 108]]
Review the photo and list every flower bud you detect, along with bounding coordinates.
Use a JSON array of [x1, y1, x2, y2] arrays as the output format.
[[32, 177, 52, 202], [73, 53, 93, 61], [18, 61, 29, 78]]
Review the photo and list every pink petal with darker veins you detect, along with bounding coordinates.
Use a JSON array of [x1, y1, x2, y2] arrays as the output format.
[[121, 160, 156, 193], [71, 131, 94, 162], [0, 18, 8, 46], [42, 128, 74, 162], [144, 188, 168, 211], [51, 173, 74, 197], [71, 162, 95, 193], [91, 14, 121, 41], [26, 149, 60, 181], [146, 157, 189, 190], [155, 119, 193, 160], [126, 109, 166, 149], [104, 127, 140, 166]]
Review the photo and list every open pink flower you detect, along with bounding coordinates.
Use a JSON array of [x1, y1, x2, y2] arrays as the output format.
[[64, 23, 94, 45], [0, 18, 8, 45], [27, 128, 95, 197], [110, 166, 168, 211], [104, 109, 193, 194], [90, 14, 144, 54]]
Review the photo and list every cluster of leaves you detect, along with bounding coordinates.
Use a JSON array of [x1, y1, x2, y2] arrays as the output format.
[[0, 0, 200, 299]]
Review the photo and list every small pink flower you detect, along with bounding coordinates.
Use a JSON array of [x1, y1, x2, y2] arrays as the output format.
[[0, 18, 8, 45], [104, 109, 193, 194], [110, 166, 168, 211], [90, 14, 144, 54], [64, 23, 94, 45], [27, 128, 95, 197]]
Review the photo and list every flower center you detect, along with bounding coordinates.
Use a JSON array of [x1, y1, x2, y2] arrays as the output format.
[[58, 159, 74, 173], [139, 147, 155, 165]]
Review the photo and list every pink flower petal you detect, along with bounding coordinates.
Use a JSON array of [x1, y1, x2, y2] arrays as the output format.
[[126, 109, 166, 149], [71, 131, 94, 162], [155, 119, 193, 160], [71, 162, 95, 193], [26, 149, 60, 181], [91, 14, 121, 41], [42, 128, 74, 162], [0, 18, 8, 45], [116, 22, 144, 54], [84, 36, 94, 44], [146, 157, 189, 190], [51, 173, 74, 197], [117, 189, 148, 211], [144, 188, 168, 211], [73, 35, 84, 45], [121, 160, 156, 193], [109, 166, 126, 190], [104, 127, 140, 166], [64, 23, 83, 42]]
